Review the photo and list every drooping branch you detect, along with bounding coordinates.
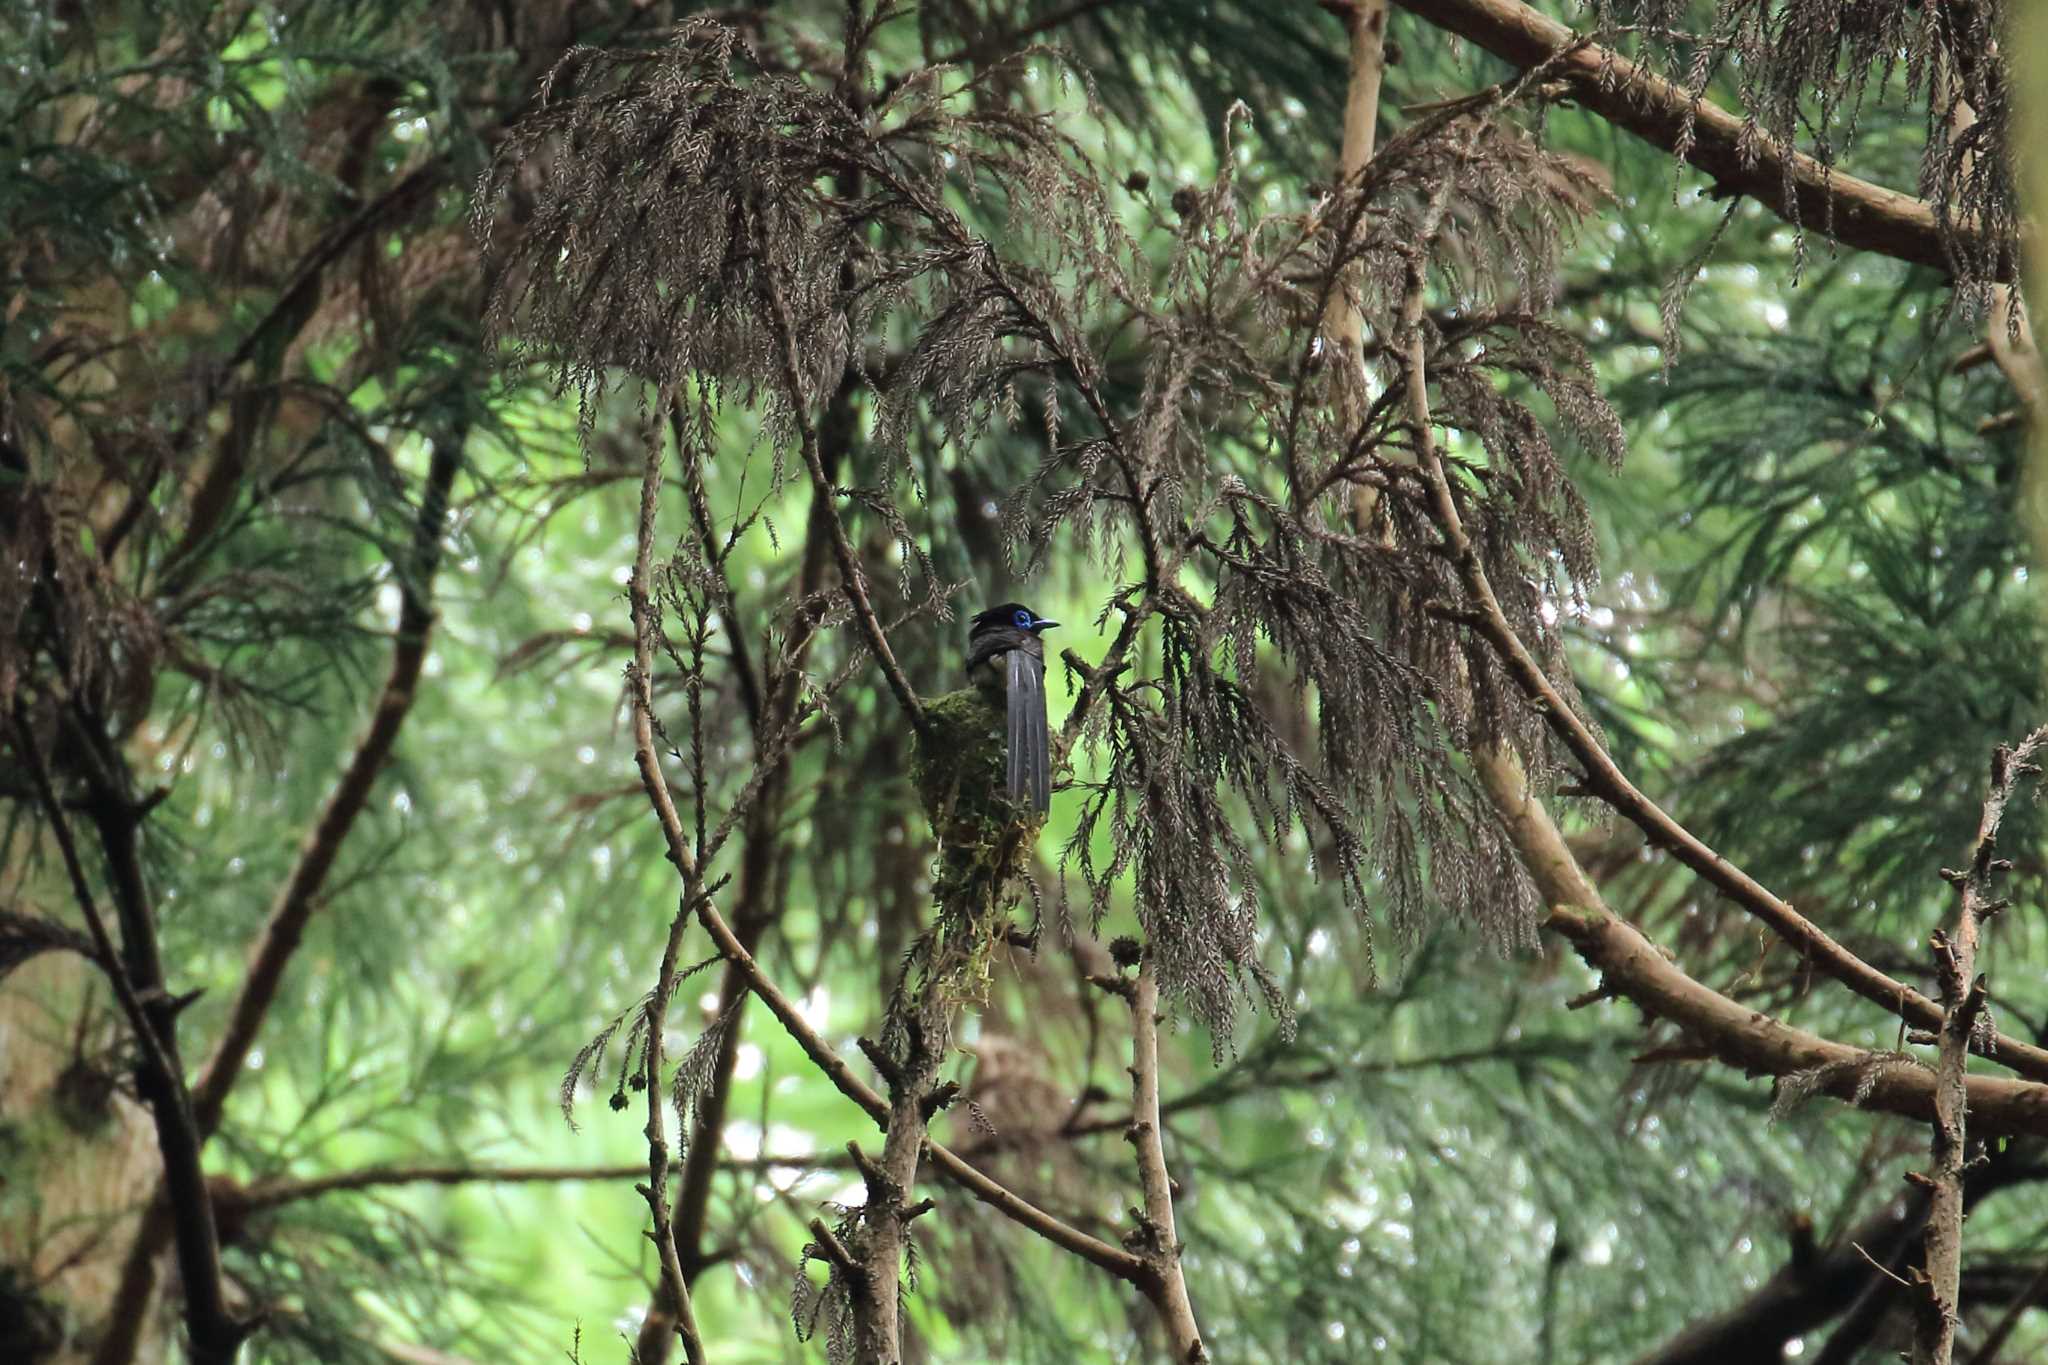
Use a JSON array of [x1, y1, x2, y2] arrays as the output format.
[[1915, 728, 2048, 1365], [1384, 0, 1999, 279]]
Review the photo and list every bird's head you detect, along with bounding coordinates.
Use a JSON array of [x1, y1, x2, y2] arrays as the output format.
[[970, 602, 1059, 636]]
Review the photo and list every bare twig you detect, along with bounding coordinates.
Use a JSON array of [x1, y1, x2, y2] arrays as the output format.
[[1854, 1243, 1916, 1291], [627, 436, 711, 1365], [1915, 728, 2048, 1365]]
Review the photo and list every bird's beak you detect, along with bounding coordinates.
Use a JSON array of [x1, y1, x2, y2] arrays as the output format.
[[1033, 620, 1059, 632]]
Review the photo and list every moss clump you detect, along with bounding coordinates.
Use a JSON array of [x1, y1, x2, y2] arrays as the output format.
[[912, 687, 1041, 921]]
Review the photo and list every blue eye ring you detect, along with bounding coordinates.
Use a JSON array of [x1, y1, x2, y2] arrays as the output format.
[[1012, 608, 1033, 628]]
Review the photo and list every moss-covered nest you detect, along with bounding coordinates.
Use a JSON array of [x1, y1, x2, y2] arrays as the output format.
[[912, 687, 1042, 920]]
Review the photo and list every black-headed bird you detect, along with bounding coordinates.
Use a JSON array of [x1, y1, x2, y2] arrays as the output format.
[[965, 602, 1058, 814]]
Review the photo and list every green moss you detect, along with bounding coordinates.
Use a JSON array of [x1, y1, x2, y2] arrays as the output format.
[[912, 687, 1041, 922]]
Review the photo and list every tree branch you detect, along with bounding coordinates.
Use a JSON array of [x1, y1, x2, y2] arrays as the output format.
[[1407, 330, 2048, 1080], [91, 435, 463, 1365], [191, 435, 464, 1137], [14, 715, 247, 1365], [230, 1163, 648, 1215], [1323, 0, 1394, 533], [1916, 729, 2048, 1365], [758, 267, 928, 737], [1408, 327, 2048, 1137], [847, 1022, 942, 1364], [1635, 1142, 2048, 1365], [1121, 957, 1208, 1362], [1387, 0, 2000, 279], [1987, 288, 2047, 433], [626, 437, 712, 1365]]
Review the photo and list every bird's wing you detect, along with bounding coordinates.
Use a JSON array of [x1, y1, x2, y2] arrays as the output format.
[[1006, 647, 1050, 814]]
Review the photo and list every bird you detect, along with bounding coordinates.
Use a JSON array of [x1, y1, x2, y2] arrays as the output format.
[[965, 602, 1059, 814]]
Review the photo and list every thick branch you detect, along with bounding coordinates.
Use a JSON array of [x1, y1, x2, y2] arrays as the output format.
[[1388, 0, 1998, 278], [1458, 558, 2048, 1135], [848, 1025, 942, 1365], [1541, 874, 2048, 1136], [1412, 355, 2048, 1080]]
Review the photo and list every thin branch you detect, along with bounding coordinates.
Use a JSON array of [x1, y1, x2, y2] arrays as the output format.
[[1916, 728, 2048, 1365], [627, 436, 711, 1365], [231, 1164, 648, 1215], [758, 267, 928, 737], [1386, 0, 2000, 278], [191, 437, 464, 1137], [1122, 957, 1208, 1362]]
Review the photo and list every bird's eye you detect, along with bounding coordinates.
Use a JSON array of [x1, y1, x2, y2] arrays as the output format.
[[1012, 609, 1032, 628]]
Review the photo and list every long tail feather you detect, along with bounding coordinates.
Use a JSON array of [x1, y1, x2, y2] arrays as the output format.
[[1006, 649, 1051, 813]]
